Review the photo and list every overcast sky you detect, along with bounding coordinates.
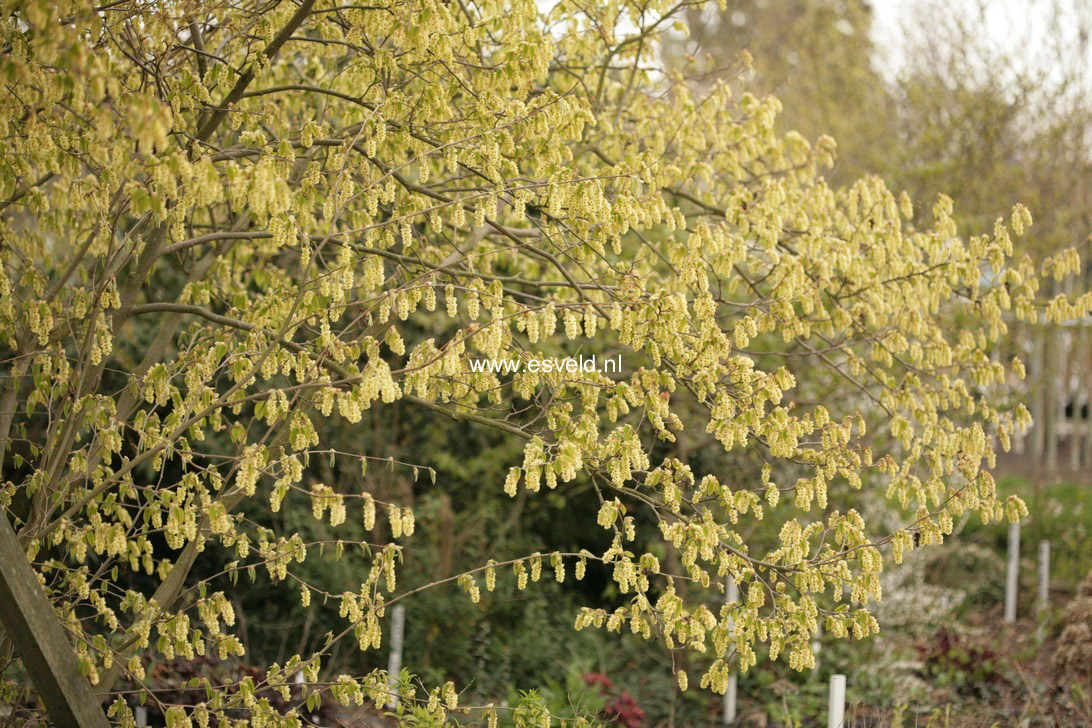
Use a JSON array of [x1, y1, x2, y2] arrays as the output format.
[[867, 0, 1092, 85]]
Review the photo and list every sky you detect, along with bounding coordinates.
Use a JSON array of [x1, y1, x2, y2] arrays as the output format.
[[867, 0, 1092, 88]]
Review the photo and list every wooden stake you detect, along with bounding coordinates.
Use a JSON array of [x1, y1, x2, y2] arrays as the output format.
[[0, 512, 110, 727], [1031, 326, 1046, 467]]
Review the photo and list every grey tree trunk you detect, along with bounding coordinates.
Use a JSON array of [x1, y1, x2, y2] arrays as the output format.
[[0, 513, 110, 727], [1031, 324, 1046, 468]]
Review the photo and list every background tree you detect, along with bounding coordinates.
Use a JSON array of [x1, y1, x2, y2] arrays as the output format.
[[889, 0, 1092, 473], [666, 0, 897, 186], [670, 0, 1092, 477]]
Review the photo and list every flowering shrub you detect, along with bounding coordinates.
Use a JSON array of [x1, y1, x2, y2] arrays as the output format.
[[1, 0, 1089, 725]]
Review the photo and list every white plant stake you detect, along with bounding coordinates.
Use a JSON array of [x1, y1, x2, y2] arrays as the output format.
[[723, 577, 739, 725], [1005, 521, 1020, 623], [827, 674, 846, 728], [1038, 540, 1050, 640]]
